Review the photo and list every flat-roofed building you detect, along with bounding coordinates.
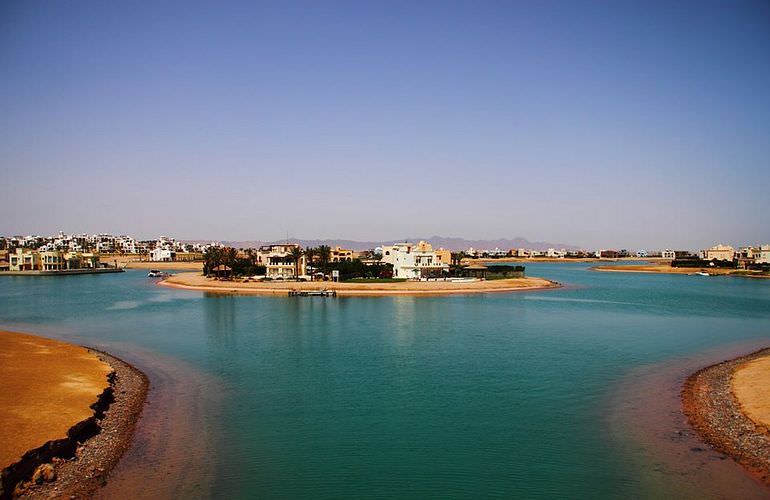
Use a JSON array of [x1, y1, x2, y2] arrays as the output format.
[[256, 244, 306, 278], [40, 251, 65, 271], [9, 249, 40, 271], [704, 244, 735, 262], [381, 241, 449, 279], [756, 245, 770, 265], [330, 246, 354, 262]]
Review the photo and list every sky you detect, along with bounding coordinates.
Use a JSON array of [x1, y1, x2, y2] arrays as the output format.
[[1, 1, 769, 250]]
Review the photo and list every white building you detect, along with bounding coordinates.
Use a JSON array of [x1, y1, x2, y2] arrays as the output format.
[[661, 249, 676, 260], [381, 241, 449, 279], [756, 245, 770, 265], [150, 248, 175, 262]]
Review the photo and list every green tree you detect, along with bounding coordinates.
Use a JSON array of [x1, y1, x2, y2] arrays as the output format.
[[316, 245, 331, 274], [289, 245, 304, 279]]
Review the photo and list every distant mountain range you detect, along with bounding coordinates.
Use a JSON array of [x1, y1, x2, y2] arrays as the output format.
[[182, 236, 579, 251]]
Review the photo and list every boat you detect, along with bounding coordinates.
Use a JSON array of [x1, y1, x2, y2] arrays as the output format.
[[147, 269, 164, 277], [695, 271, 711, 276]]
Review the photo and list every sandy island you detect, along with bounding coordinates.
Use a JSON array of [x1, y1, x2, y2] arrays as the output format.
[[0, 331, 147, 499], [160, 271, 561, 296], [593, 263, 770, 278], [682, 348, 770, 488]]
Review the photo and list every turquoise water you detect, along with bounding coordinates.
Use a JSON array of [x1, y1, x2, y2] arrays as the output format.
[[1, 264, 770, 498]]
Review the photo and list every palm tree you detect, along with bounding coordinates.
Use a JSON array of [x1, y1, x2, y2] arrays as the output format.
[[289, 245, 304, 280], [203, 246, 223, 276], [316, 245, 331, 274]]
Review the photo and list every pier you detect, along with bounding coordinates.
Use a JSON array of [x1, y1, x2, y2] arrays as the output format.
[[288, 289, 337, 297]]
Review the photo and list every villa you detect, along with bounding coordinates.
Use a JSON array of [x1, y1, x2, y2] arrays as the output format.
[[255, 244, 306, 278], [8, 249, 99, 271], [381, 241, 450, 279], [329, 246, 354, 262], [703, 244, 735, 262], [756, 245, 770, 265]]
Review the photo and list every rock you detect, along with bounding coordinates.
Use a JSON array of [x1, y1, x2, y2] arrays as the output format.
[[32, 463, 56, 484]]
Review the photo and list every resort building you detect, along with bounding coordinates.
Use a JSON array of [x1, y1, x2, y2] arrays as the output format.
[[150, 248, 176, 262], [380, 241, 450, 279], [661, 249, 676, 260], [756, 245, 770, 265], [255, 244, 306, 278], [5, 249, 99, 271], [329, 246, 354, 262], [703, 244, 735, 262], [9, 249, 40, 271], [40, 251, 65, 271]]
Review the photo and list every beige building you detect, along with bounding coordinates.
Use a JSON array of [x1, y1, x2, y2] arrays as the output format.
[[329, 246, 354, 262], [8, 249, 99, 272], [703, 244, 735, 262], [256, 244, 306, 278], [9, 249, 41, 271], [40, 251, 65, 271]]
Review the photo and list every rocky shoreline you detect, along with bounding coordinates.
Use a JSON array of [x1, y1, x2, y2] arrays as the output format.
[[682, 348, 770, 489], [5, 350, 148, 499]]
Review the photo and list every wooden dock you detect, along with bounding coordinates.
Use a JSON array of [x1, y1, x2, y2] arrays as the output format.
[[288, 289, 337, 297]]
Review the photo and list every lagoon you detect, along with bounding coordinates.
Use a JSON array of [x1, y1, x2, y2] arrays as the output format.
[[1, 263, 769, 498]]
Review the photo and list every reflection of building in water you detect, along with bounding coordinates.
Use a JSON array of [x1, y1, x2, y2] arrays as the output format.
[[204, 294, 237, 347], [392, 296, 418, 348]]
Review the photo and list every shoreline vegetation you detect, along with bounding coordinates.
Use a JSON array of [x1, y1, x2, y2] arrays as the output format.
[[0, 331, 147, 499], [682, 348, 770, 488], [592, 263, 770, 278], [160, 271, 561, 296]]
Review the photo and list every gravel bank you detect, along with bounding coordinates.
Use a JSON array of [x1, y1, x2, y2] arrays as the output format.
[[682, 348, 770, 489]]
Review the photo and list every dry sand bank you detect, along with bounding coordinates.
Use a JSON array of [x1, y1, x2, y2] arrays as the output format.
[[682, 348, 770, 488], [0, 331, 147, 499], [160, 272, 561, 296], [593, 263, 769, 278], [463, 257, 663, 264], [109, 255, 203, 271]]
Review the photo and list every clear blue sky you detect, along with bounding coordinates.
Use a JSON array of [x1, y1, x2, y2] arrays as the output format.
[[1, 1, 769, 249]]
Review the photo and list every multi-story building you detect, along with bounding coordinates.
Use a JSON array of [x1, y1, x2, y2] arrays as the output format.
[[661, 249, 676, 260], [256, 244, 306, 278], [9, 248, 40, 271], [704, 244, 735, 262], [756, 245, 770, 265], [381, 241, 450, 279], [40, 251, 65, 271], [150, 248, 176, 262], [329, 246, 354, 262]]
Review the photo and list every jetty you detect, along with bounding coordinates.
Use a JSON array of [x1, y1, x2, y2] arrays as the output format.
[[288, 289, 337, 297]]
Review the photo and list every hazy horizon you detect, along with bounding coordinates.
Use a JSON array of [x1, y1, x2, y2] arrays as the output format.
[[2, 1, 769, 249]]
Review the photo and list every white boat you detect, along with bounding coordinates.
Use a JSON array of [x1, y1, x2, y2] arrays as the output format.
[[147, 269, 164, 277], [694, 271, 711, 276]]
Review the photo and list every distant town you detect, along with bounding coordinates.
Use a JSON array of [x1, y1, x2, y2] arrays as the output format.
[[0, 231, 768, 280]]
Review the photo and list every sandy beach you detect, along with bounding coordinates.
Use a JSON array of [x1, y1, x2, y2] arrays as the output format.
[[682, 348, 770, 488], [593, 263, 770, 278], [108, 255, 203, 271], [0, 331, 147, 498], [160, 272, 561, 296]]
